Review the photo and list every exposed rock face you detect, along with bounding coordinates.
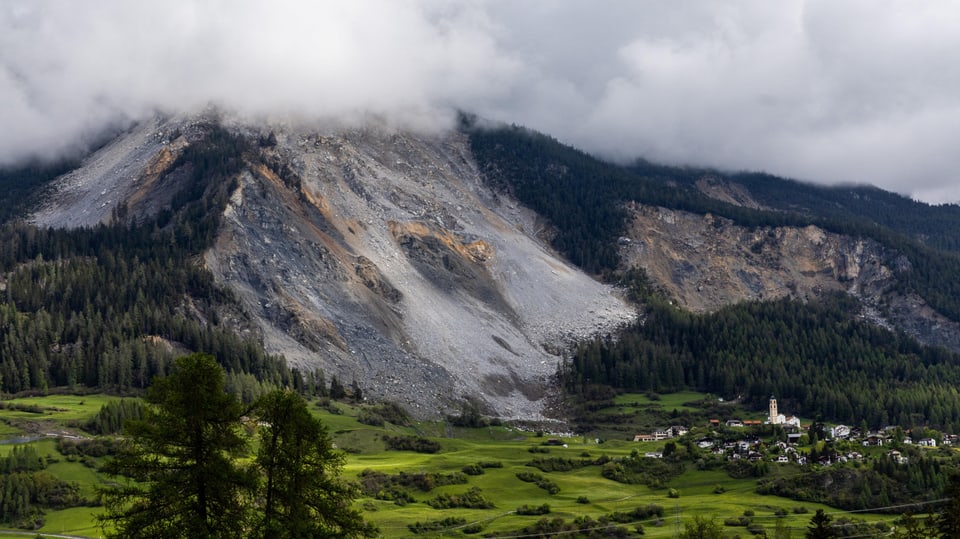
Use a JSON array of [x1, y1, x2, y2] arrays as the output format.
[[31, 116, 636, 419], [30, 115, 216, 228], [621, 203, 960, 352]]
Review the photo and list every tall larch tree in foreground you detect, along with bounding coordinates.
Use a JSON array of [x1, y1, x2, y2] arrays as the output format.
[[254, 389, 376, 538], [98, 353, 373, 538], [98, 353, 254, 538]]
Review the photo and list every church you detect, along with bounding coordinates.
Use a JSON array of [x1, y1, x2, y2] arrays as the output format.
[[766, 396, 801, 428]]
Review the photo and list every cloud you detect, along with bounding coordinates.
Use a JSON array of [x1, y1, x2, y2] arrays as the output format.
[[488, 1, 960, 203], [0, 0, 521, 160], [3, 1, 960, 203]]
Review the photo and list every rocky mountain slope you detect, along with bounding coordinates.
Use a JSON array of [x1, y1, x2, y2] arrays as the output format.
[[28, 113, 960, 418], [621, 188, 960, 353], [31, 115, 635, 419]]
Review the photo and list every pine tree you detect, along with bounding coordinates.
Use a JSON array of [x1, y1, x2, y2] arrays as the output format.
[[254, 390, 375, 538], [330, 375, 347, 399], [935, 473, 960, 539], [98, 353, 254, 538], [806, 509, 838, 539]]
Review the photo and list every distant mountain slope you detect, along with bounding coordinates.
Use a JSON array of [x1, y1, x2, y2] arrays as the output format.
[[465, 123, 960, 429], [626, 159, 960, 253], [467, 123, 960, 353], [709, 171, 960, 252]]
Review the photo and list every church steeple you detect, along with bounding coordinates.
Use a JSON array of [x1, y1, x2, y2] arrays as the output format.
[[769, 395, 780, 425]]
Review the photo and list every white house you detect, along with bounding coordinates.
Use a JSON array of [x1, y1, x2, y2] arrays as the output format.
[[653, 429, 671, 441], [830, 425, 851, 439]]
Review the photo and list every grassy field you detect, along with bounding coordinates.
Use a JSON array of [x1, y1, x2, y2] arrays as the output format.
[[0, 393, 910, 538], [613, 391, 710, 412], [0, 394, 117, 445]]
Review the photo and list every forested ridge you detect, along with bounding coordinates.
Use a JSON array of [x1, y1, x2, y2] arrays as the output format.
[[468, 123, 960, 430], [723, 171, 960, 253], [468, 124, 960, 322], [0, 124, 300, 396], [561, 282, 960, 431]]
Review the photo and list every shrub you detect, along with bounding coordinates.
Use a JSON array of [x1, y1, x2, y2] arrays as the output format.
[[371, 401, 412, 425], [724, 516, 752, 527], [375, 486, 415, 506], [462, 463, 484, 476], [526, 457, 589, 472], [408, 516, 467, 534], [357, 469, 467, 495], [516, 471, 541, 483], [607, 505, 664, 523], [514, 471, 560, 495], [516, 504, 551, 515], [357, 409, 384, 427], [427, 487, 494, 509], [382, 435, 441, 454]]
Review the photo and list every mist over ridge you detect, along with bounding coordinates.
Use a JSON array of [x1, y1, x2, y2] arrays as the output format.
[[3, 1, 960, 202]]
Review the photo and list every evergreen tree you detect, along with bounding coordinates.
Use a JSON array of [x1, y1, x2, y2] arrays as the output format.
[[935, 473, 960, 539], [892, 513, 930, 539], [329, 375, 347, 399], [806, 509, 838, 539], [680, 516, 723, 539], [99, 353, 254, 538], [254, 389, 375, 538]]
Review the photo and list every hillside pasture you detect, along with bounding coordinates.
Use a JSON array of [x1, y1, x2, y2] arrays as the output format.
[[0, 394, 918, 538]]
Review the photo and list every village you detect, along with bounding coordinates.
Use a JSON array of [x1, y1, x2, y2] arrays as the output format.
[[632, 396, 954, 466]]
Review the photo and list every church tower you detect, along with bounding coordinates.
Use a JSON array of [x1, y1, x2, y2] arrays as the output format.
[[769, 396, 780, 425]]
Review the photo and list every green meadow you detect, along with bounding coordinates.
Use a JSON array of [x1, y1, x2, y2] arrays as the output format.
[[0, 393, 908, 538]]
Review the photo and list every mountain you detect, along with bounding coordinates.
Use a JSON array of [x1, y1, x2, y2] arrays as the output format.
[[8, 113, 960, 423], [23, 113, 634, 419], [468, 124, 960, 353]]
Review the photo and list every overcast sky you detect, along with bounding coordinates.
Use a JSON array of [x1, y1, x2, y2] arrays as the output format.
[[3, 1, 960, 203]]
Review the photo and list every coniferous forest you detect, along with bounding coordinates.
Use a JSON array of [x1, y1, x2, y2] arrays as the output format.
[[560, 279, 960, 432], [0, 125, 303, 397]]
